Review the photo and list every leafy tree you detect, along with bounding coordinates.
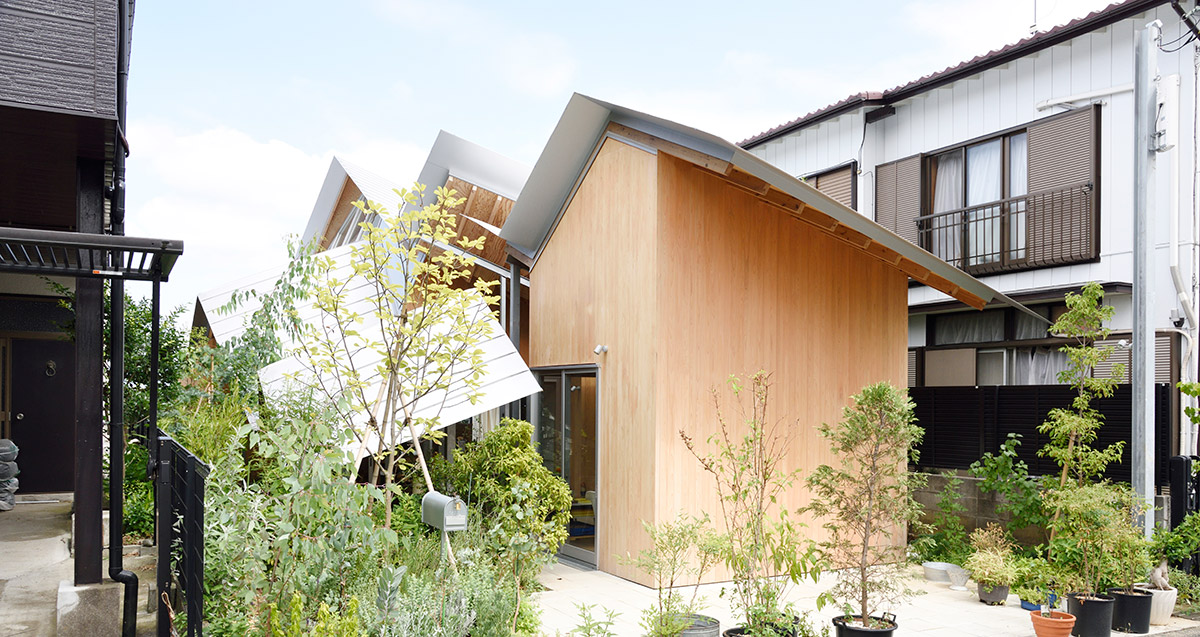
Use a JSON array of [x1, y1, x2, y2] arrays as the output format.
[[805, 382, 925, 629], [1038, 282, 1125, 540], [288, 184, 499, 539], [681, 371, 822, 631]]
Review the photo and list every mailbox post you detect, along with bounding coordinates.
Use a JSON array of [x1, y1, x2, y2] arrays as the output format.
[[421, 491, 468, 531]]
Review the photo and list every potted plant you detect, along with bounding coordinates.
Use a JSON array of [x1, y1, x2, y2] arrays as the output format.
[[681, 372, 823, 637], [1046, 484, 1125, 637], [804, 382, 925, 636], [1140, 510, 1200, 625], [963, 523, 1018, 605], [619, 513, 724, 636], [1108, 491, 1153, 633], [1014, 557, 1063, 611]]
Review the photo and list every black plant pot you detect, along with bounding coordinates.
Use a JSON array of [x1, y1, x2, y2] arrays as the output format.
[[723, 615, 798, 637], [1067, 593, 1115, 637], [1107, 589, 1152, 633], [831, 614, 897, 637]]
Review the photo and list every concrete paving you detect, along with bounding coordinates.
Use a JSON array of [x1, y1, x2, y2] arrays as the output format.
[[0, 498, 74, 637], [535, 561, 1200, 636]]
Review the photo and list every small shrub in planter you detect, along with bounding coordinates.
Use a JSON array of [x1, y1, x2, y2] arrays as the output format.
[[619, 512, 723, 636], [963, 524, 1019, 605], [681, 372, 823, 636], [804, 382, 924, 634]]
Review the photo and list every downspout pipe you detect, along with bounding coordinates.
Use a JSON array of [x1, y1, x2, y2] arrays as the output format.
[[1166, 74, 1199, 455], [108, 2, 137, 636]]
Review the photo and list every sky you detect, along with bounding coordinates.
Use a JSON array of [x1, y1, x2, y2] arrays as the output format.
[[123, 0, 1121, 315]]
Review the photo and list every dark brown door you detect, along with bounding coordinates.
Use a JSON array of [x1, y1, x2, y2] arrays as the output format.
[[9, 338, 75, 493]]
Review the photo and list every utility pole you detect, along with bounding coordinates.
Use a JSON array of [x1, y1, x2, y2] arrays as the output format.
[[1133, 20, 1162, 537]]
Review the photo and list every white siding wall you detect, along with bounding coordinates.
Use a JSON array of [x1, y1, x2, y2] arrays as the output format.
[[753, 7, 1198, 339]]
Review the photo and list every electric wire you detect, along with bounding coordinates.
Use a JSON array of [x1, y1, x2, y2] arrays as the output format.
[[1161, 34, 1198, 54]]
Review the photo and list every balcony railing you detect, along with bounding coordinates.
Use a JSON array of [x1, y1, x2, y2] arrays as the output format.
[[915, 181, 1095, 276]]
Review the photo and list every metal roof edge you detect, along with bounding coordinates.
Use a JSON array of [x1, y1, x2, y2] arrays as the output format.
[[739, 0, 1170, 149]]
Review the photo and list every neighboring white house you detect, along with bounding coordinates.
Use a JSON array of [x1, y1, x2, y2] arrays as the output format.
[[742, 0, 1200, 465]]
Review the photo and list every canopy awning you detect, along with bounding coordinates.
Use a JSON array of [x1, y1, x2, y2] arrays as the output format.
[[0, 227, 183, 281]]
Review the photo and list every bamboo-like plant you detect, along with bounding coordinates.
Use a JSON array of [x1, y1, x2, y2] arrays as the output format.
[[804, 382, 925, 629]]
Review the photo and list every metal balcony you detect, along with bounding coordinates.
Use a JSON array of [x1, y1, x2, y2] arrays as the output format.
[[915, 181, 1095, 276]]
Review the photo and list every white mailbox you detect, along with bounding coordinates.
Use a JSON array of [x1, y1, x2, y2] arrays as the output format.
[[421, 491, 468, 531]]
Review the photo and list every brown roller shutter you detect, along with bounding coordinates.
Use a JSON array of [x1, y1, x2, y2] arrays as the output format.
[[875, 161, 897, 231], [874, 155, 921, 245], [814, 164, 856, 209], [896, 155, 922, 245], [1026, 105, 1098, 265]]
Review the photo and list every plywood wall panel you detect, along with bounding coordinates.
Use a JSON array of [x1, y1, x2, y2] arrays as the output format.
[[653, 154, 908, 582], [528, 138, 659, 583]]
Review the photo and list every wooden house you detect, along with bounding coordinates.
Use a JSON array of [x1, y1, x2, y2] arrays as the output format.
[[499, 94, 1032, 583]]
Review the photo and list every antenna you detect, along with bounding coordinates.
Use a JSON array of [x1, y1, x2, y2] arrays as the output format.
[[1030, 0, 1038, 35]]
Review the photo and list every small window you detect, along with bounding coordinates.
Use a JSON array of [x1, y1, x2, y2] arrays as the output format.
[[932, 310, 1004, 345]]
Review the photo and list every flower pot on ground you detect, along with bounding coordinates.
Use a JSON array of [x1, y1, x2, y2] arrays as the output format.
[[831, 614, 896, 636], [676, 613, 720, 637], [1133, 584, 1177, 625], [1107, 588, 1151, 633], [946, 566, 969, 591], [618, 512, 723, 637], [977, 583, 1010, 605], [1030, 609, 1076, 637], [1066, 593, 1114, 637], [963, 524, 1019, 606], [803, 383, 924, 634], [681, 372, 822, 636]]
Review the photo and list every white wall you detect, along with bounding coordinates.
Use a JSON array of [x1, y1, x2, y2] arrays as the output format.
[[751, 6, 1199, 337]]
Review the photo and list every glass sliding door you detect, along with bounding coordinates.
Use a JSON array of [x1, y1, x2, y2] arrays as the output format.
[[534, 367, 599, 564]]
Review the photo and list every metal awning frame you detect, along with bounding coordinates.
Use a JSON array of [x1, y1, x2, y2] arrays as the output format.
[[0, 227, 183, 282]]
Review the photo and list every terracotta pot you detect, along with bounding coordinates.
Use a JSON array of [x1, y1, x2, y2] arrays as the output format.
[[1134, 585, 1177, 625], [1030, 610, 1076, 637]]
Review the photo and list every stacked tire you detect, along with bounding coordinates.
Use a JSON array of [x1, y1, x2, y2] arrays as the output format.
[[0, 439, 17, 511]]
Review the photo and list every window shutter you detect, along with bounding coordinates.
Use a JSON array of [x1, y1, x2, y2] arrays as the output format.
[[1093, 338, 1129, 381], [1156, 333, 1173, 384], [875, 156, 921, 244], [908, 349, 919, 388], [1026, 105, 1098, 265], [896, 156, 922, 245], [815, 164, 856, 209], [875, 161, 897, 231]]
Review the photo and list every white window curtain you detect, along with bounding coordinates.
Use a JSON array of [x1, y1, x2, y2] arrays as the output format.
[[933, 310, 1004, 345], [1012, 346, 1070, 385], [1008, 132, 1029, 260], [1014, 304, 1050, 340], [931, 150, 964, 262], [966, 139, 1003, 266]]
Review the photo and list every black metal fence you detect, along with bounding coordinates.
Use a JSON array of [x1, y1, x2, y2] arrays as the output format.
[[909, 383, 1172, 486], [132, 426, 209, 637]]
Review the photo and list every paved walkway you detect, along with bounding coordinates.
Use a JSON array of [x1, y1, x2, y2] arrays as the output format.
[[0, 498, 74, 637], [535, 561, 1200, 636]]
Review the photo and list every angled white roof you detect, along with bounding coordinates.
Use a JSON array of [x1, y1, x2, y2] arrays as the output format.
[[501, 93, 1043, 320]]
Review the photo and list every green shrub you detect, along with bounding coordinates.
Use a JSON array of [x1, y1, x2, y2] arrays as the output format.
[[122, 481, 155, 539], [434, 418, 570, 570]]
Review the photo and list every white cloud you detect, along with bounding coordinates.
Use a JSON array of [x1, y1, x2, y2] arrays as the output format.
[[368, 0, 578, 100], [124, 120, 427, 315]]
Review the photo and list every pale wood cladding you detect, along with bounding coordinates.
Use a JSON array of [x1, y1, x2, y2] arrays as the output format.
[[655, 153, 909, 582], [444, 176, 514, 267], [529, 138, 659, 583], [530, 137, 911, 585], [318, 182, 365, 251]]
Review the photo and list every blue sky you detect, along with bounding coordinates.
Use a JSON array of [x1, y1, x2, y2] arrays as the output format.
[[123, 0, 1116, 313]]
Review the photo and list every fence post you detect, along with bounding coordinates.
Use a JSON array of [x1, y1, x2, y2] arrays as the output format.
[[156, 436, 173, 637], [185, 456, 203, 636]]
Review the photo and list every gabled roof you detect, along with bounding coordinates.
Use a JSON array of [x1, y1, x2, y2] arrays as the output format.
[[740, 0, 1171, 148], [501, 93, 1045, 320], [300, 157, 406, 245]]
